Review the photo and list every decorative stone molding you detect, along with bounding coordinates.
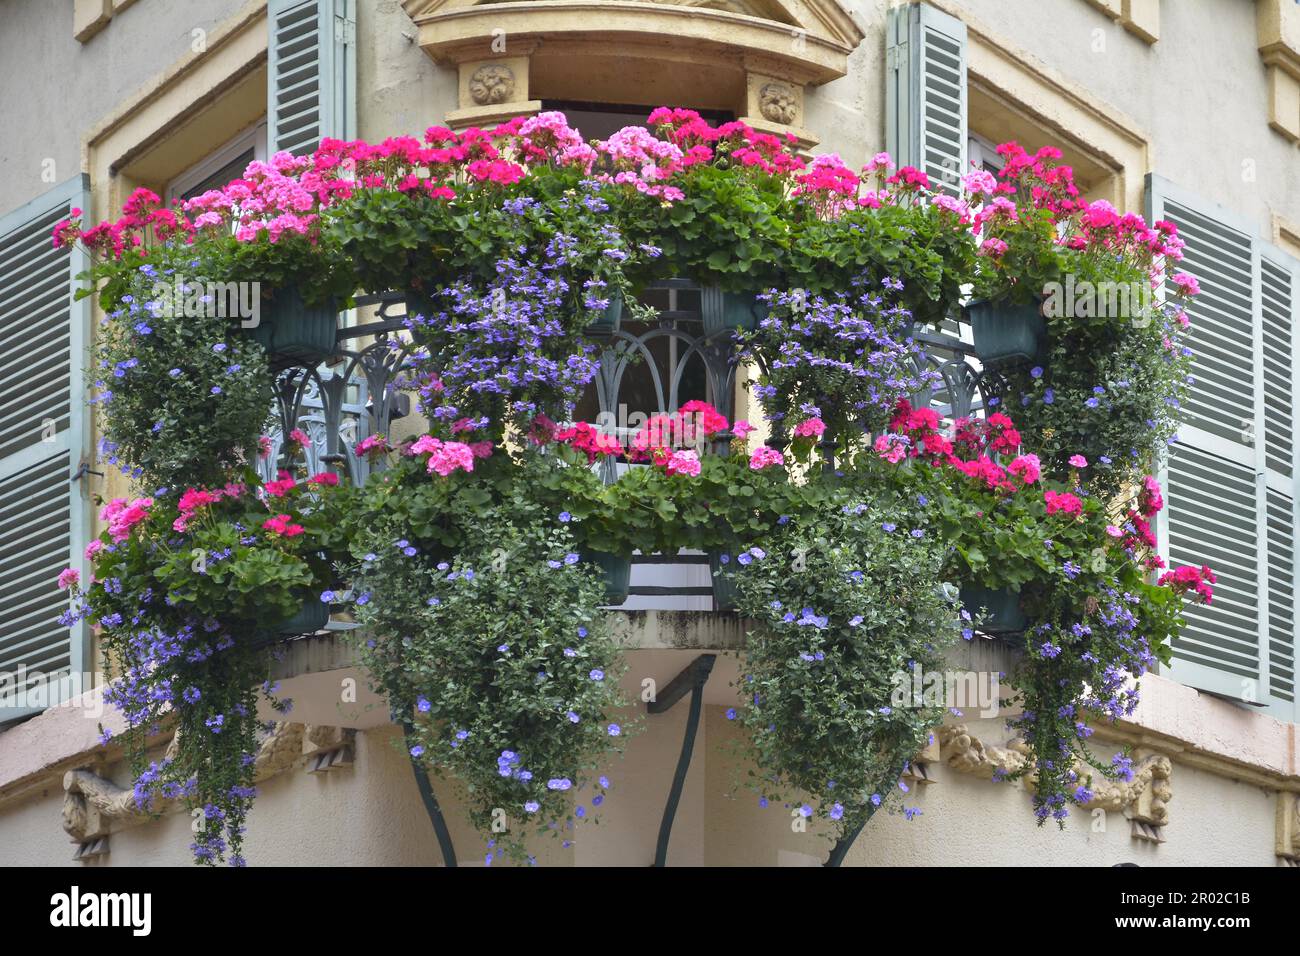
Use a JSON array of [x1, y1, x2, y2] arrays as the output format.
[[1259, 0, 1300, 142], [1118, 0, 1158, 45], [938, 724, 1172, 835], [469, 63, 518, 105], [1080, 0, 1157, 43], [740, 67, 818, 149], [73, 0, 113, 43], [449, 55, 541, 130], [406, 0, 861, 137], [60, 722, 349, 857], [1084, 0, 1121, 18], [758, 81, 796, 124], [1278, 793, 1300, 864]]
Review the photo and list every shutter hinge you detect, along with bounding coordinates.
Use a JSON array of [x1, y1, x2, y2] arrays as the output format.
[[335, 14, 355, 47], [71, 461, 104, 484]]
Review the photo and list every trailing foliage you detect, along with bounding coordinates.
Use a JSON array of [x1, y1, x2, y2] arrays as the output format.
[[349, 484, 628, 864], [724, 493, 960, 840]]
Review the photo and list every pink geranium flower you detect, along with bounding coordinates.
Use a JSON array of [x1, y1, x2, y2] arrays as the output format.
[[1007, 453, 1041, 485], [749, 446, 784, 470], [427, 441, 475, 477], [57, 568, 80, 590], [793, 417, 826, 439], [664, 449, 702, 477]]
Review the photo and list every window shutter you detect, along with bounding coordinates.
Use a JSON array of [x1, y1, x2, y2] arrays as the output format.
[[1260, 245, 1299, 721], [886, 2, 967, 197], [267, 0, 356, 156], [1146, 174, 1270, 704], [0, 176, 91, 721]]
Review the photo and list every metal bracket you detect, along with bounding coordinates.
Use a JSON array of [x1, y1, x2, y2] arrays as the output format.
[[648, 654, 715, 866]]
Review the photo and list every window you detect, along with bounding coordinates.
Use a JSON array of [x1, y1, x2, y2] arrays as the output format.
[[165, 123, 266, 205]]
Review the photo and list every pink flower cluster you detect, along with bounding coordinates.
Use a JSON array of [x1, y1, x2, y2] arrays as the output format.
[[406, 434, 487, 477], [628, 401, 731, 463], [262, 514, 305, 538], [1043, 489, 1083, 517], [100, 496, 153, 543], [749, 445, 784, 470], [1158, 564, 1216, 604]]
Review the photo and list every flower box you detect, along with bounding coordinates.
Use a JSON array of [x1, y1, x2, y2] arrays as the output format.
[[583, 550, 631, 606], [254, 285, 338, 370], [959, 584, 1027, 635], [701, 287, 768, 335], [966, 298, 1045, 368], [585, 290, 624, 335]]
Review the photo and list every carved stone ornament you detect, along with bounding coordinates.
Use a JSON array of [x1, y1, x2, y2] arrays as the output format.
[[468, 63, 516, 106], [758, 82, 798, 125], [938, 724, 1172, 829], [61, 722, 354, 854]]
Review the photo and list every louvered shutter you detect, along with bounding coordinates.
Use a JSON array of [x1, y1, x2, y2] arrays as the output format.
[[0, 176, 91, 721], [886, 2, 967, 197], [1146, 175, 1268, 703], [267, 0, 356, 156], [1260, 246, 1299, 721], [1146, 175, 1300, 718]]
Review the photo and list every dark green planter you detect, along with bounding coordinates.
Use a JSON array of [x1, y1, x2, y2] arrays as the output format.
[[701, 287, 768, 335], [278, 597, 331, 635], [966, 298, 1046, 367], [585, 291, 624, 335], [709, 551, 741, 612], [255, 286, 338, 370], [959, 584, 1026, 635], [583, 550, 631, 606]]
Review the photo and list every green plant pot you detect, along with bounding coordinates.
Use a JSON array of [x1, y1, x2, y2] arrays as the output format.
[[959, 584, 1026, 635], [255, 286, 338, 370], [709, 551, 741, 612], [701, 287, 768, 335], [278, 597, 331, 635], [583, 550, 631, 606], [966, 298, 1046, 367], [585, 291, 624, 335]]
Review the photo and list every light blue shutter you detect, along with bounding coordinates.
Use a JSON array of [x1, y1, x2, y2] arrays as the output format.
[[267, 0, 356, 156], [1260, 246, 1299, 721], [1146, 174, 1269, 705], [0, 176, 91, 721], [886, 2, 967, 196]]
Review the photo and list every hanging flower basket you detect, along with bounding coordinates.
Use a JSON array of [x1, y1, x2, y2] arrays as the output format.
[[277, 595, 331, 636], [582, 550, 631, 606], [585, 289, 624, 335], [959, 584, 1027, 635], [701, 286, 768, 335], [254, 285, 338, 370], [709, 551, 741, 611], [965, 297, 1046, 368]]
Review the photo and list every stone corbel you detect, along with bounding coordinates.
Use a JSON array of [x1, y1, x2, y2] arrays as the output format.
[[740, 61, 819, 151], [938, 724, 1172, 839], [61, 722, 347, 856], [1277, 792, 1300, 866], [447, 51, 543, 132], [901, 733, 942, 787], [1258, 0, 1300, 142]]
